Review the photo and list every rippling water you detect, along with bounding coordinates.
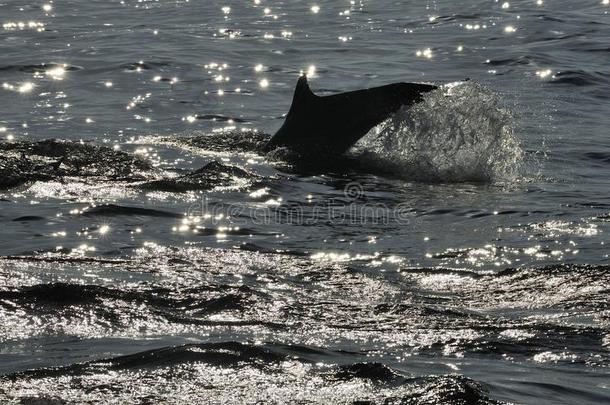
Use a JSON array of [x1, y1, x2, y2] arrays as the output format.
[[1, 1, 609, 404]]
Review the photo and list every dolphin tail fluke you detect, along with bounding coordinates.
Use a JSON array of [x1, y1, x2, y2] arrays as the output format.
[[287, 75, 315, 113], [264, 75, 314, 152], [294, 75, 314, 98], [265, 76, 438, 156]]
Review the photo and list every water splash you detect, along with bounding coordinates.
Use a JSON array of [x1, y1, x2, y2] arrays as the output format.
[[357, 81, 523, 183]]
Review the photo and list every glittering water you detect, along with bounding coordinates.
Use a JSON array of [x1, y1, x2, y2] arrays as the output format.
[[1, 1, 609, 404]]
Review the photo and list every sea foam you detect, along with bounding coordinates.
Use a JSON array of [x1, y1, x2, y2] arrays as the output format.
[[357, 81, 523, 183]]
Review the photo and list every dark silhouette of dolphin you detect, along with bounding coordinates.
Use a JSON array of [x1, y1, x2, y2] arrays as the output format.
[[264, 75, 437, 156]]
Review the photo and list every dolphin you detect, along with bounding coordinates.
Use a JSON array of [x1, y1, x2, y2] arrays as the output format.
[[264, 75, 437, 156]]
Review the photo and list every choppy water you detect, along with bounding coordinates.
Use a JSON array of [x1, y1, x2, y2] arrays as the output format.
[[1, 1, 609, 404]]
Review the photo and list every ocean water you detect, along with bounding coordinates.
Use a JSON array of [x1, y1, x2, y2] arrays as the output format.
[[1, 0, 609, 404]]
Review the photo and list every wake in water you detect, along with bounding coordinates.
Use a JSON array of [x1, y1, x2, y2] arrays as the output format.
[[357, 81, 523, 183]]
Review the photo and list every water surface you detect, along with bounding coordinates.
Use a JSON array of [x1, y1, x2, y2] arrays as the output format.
[[1, 1, 609, 404]]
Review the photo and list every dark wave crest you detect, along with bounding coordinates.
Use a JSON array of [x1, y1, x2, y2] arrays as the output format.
[[1, 341, 504, 404]]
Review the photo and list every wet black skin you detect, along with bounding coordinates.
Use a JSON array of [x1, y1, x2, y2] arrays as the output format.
[[265, 75, 437, 156]]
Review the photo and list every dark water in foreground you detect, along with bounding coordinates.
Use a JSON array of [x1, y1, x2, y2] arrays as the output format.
[[1, 1, 609, 404]]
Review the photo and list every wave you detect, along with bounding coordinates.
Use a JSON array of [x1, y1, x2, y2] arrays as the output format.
[[584, 152, 610, 162], [2, 248, 607, 359], [11, 215, 45, 222], [140, 160, 257, 192], [0, 282, 248, 312], [81, 204, 183, 218], [0, 139, 257, 192], [0, 139, 152, 189], [484, 54, 555, 67], [0, 63, 83, 73], [120, 60, 170, 71], [357, 81, 523, 183], [550, 70, 609, 86], [193, 114, 251, 123], [157, 129, 269, 154], [1, 341, 504, 404]]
